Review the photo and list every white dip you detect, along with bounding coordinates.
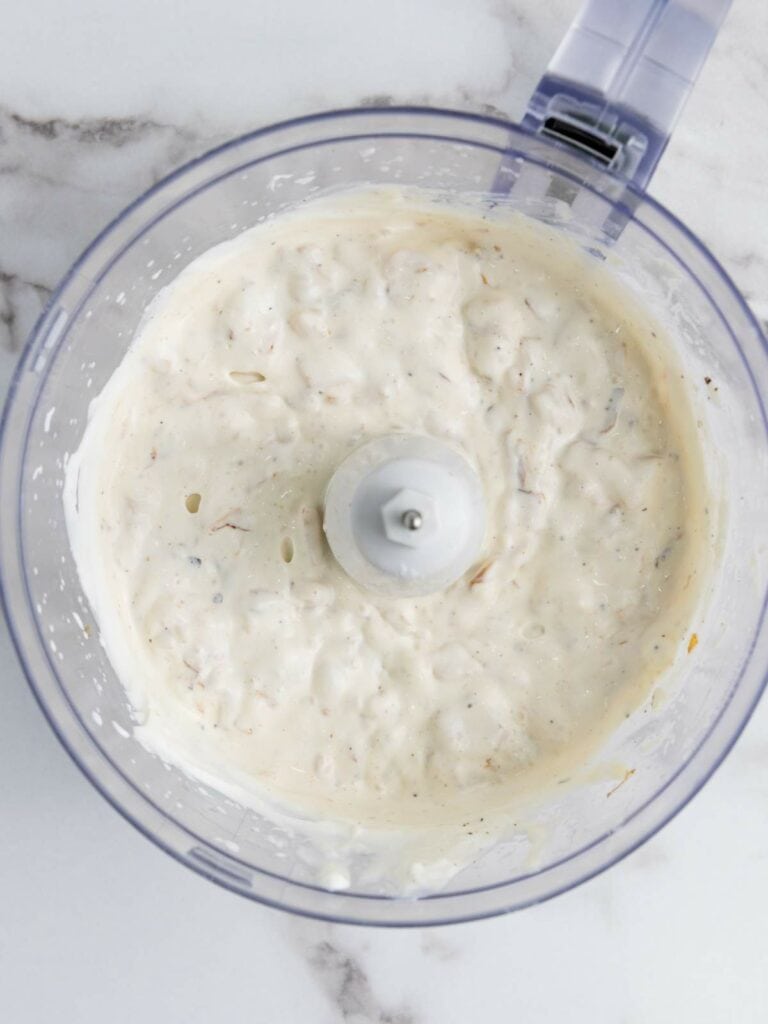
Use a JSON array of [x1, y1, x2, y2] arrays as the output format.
[[65, 188, 711, 856]]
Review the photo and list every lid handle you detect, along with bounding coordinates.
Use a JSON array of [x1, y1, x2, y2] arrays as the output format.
[[524, 0, 731, 191]]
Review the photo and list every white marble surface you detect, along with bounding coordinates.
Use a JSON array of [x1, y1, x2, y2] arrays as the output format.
[[2, 1, 768, 1020]]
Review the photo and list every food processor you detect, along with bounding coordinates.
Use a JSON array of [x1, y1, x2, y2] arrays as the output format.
[[2, 0, 767, 926]]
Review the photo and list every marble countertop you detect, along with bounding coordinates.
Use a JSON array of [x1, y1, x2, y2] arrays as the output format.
[[2, 1, 768, 1020]]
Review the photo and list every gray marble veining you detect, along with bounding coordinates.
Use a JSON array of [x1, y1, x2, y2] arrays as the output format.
[[309, 941, 417, 1023]]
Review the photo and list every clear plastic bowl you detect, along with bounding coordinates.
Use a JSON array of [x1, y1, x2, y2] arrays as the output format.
[[2, 108, 767, 926]]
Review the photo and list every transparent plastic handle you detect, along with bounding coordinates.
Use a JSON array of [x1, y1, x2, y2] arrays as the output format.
[[524, 0, 731, 191]]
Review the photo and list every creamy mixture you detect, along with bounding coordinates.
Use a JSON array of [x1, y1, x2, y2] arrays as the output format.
[[66, 189, 710, 838]]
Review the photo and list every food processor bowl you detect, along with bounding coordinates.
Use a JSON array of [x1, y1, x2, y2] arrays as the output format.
[[3, 2, 767, 926]]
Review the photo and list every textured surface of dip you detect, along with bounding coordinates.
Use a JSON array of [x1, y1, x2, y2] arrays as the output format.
[[65, 189, 711, 832]]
